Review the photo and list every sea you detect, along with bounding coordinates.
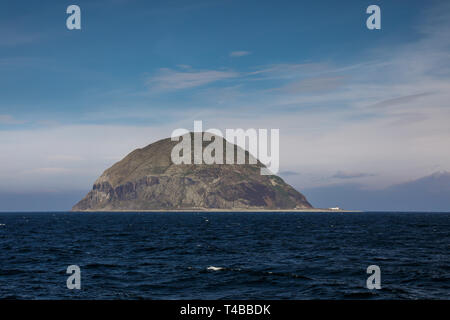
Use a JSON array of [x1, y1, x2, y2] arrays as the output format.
[[0, 211, 448, 299]]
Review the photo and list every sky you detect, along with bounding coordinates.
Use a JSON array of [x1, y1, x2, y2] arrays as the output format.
[[1, 0, 450, 211]]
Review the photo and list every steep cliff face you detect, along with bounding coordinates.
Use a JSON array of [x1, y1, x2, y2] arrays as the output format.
[[72, 134, 312, 211]]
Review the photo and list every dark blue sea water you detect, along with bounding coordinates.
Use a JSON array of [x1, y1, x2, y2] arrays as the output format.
[[0, 212, 448, 299]]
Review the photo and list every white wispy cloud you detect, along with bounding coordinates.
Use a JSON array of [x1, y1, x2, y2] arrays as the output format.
[[230, 51, 251, 57], [47, 155, 85, 162], [0, 20, 44, 47], [332, 171, 375, 179], [279, 76, 346, 93], [0, 114, 26, 125], [0, 30, 42, 47], [25, 167, 73, 174], [147, 67, 239, 91]]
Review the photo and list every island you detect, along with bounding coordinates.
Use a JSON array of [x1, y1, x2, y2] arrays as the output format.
[[73, 133, 321, 211]]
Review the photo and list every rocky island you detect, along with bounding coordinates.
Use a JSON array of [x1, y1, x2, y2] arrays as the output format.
[[72, 133, 313, 211]]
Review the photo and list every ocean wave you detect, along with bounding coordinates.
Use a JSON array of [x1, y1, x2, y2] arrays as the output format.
[[203, 265, 313, 280], [207, 266, 224, 271]]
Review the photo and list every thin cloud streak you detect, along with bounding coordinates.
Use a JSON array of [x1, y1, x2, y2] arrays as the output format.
[[0, 114, 26, 125], [147, 67, 239, 91], [230, 51, 251, 57], [332, 171, 375, 179]]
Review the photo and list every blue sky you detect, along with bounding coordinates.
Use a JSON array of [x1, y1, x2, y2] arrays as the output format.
[[0, 0, 424, 124], [1, 0, 450, 210]]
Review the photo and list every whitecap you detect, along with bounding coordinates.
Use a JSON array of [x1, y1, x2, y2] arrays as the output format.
[[207, 266, 223, 271]]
